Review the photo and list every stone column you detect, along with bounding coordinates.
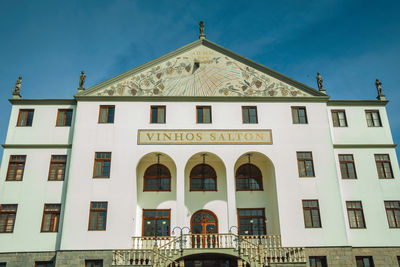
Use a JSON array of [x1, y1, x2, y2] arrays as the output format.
[[226, 161, 237, 230], [175, 160, 186, 228]]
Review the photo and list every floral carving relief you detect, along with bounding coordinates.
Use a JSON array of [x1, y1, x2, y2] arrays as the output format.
[[93, 46, 310, 97]]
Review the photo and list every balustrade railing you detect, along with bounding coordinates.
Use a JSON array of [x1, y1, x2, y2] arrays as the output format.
[[113, 233, 305, 266], [132, 234, 282, 250]]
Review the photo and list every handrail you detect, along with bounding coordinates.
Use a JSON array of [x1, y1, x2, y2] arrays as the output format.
[[123, 233, 306, 266]]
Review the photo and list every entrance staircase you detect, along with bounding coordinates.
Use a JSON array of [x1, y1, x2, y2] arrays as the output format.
[[112, 234, 306, 267]]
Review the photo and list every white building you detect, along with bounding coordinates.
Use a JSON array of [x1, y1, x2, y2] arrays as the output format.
[[0, 27, 400, 267]]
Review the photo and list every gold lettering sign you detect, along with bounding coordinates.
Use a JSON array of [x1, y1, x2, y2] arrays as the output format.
[[138, 130, 272, 145]]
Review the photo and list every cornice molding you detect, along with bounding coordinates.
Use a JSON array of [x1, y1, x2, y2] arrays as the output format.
[[75, 95, 330, 102], [2, 144, 72, 149], [9, 99, 76, 105], [333, 144, 397, 149], [327, 100, 389, 106]]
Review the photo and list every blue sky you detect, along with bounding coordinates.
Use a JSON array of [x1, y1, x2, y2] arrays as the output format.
[[0, 0, 399, 161]]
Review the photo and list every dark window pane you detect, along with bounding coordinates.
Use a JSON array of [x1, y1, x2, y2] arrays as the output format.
[[197, 108, 203, 123]]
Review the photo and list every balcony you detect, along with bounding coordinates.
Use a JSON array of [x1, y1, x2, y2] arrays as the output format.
[[112, 233, 306, 266]]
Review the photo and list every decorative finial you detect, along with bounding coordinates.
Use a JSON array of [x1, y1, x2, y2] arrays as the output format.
[[78, 71, 86, 92], [316, 72, 326, 94], [12, 76, 22, 99], [199, 21, 206, 39], [375, 78, 386, 100]]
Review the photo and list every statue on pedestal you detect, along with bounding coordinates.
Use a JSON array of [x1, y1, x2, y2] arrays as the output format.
[[375, 78, 386, 100], [316, 72, 326, 93], [12, 76, 22, 99], [78, 71, 86, 91], [199, 21, 206, 39]]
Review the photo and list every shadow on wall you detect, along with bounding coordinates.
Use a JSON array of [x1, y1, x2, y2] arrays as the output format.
[[184, 152, 228, 231], [234, 151, 281, 236]]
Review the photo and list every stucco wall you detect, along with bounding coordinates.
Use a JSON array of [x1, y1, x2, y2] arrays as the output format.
[[0, 100, 399, 254]]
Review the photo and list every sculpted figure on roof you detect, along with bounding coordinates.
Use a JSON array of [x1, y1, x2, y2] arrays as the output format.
[[79, 71, 86, 90], [12, 76, 22, 98]]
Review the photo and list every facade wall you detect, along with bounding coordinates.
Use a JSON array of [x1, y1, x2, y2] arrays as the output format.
[[327, 105, 393, 145], [335, 147, 400, 246], [0, 147, 70, 252], [6, 104, 75, 145], [0, 99, 399, 260], [60, 100, 350, 250]]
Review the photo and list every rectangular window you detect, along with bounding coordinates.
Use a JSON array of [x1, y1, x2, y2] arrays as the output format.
[[375, 154, 394, 179], [297, 152, 315, 177], [339, 154, 357, 179], [385, 201, 400, 228], [242, 106, 258, 123], [331, 109, 347, 127], [0, 204, 18, 233], [56, 109, 73, 126], [143, 209, 170, 237], [292, 106, 308, 124], [365, 110, 382, 127], [196, 106, 212, 123], [48, 155, 67, 181], [85, 260, 103, 267], [346, 201, 366, 229], [237, 208, 266, 235], [98, 105, 115, 123], [88, 202, 107, 231], [6, 155, 26, 181], [17, 109, 34, 126], [93, 152, 111, 178], [35, 261, 54, 267], [356, 256, 374, 267], [309, 256, 327, 267], [302, 200, 321, 228], [151, 106, 166, 123], [41, 204, 61, 232]]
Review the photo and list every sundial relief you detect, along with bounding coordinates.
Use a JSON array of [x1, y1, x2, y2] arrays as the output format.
[[94, 46, 311, 97]]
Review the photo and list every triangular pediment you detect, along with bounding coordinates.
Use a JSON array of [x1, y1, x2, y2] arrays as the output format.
[[78, 39, 325, 98]]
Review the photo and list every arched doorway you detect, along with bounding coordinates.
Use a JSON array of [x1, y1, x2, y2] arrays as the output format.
[[191, 210, 218, 248], [183, 253, 238, 267]]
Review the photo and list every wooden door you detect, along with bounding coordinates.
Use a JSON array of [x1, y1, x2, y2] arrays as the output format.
[[191, 210, 218, 248]]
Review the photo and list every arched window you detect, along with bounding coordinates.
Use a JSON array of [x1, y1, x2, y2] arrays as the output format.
[[190, 164, 217, 191], [144, 164, 171, 191], [236, 163, 263, 191]]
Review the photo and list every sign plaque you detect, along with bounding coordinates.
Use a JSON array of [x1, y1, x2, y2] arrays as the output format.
[[138, 130, 272, 145]]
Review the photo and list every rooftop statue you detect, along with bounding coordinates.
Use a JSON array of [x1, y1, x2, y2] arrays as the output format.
[[375, 78, 386, 100], [199, 21, 206, 39], [78, 71, 86, 91], [12, 76, 22, 99], [316, 72, 325, 93]]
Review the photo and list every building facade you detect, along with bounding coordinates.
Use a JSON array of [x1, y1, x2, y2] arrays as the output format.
[[0, 33, 400, 267]]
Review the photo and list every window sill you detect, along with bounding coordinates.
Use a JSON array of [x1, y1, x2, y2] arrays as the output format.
[[236, 189, 264, 192], [190, 189, 218, 192], [143, 190, 171, 192]]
